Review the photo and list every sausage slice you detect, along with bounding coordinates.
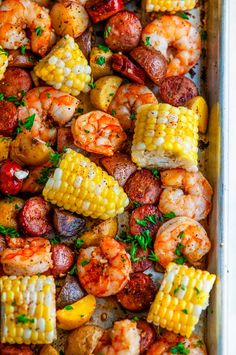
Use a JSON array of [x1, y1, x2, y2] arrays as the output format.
[[0, 101, 18, 134], [137, 320, 156, 354], [130, 205, 162, 237], [0, 68, 32, 98]]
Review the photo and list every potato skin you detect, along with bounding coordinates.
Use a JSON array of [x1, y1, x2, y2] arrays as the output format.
[[50, 3, 89, 38], [90, 46, 113, 79], [0, 137, 11, 162], [0, 197, 24, 229], [76, 29, 92, 59], [65, 325, 104, 355], [90, 75, 122, 111]]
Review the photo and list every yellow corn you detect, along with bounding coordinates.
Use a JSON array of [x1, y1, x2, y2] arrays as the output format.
[[34, 35, 91, 96], [43, 149, 129, 220], [146, 0, 197, 12], [0, 46, 8, 80], [0, 275, 56, 344], [147, 262, 216, 338], [131, 103, 199, 172]]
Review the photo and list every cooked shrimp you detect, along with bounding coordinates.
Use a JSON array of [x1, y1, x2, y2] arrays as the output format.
[[72, 111, 127, 156], [95, 319, 140, 355], [0, 0, 53, 56], [108, 83, 158, 130], [147, 331, 207, 355], [142, 15, 201, 76], [154, 217, 211, 268], [77, 236, 131, 297], [1, 237, 52, 276], [158, 169, 213, 221], [18, 87, 79, 143]]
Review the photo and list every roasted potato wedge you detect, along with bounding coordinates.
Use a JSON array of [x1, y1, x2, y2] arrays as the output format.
[[0, 137, 11, 162], [10, 133, 53, 166], [79, 217, 118, 247], [90, 75, 122, 112], [40, 345, 59, 355], [90, 46, 113, 79], [50, 2, 89, 38], [57, 294, 96, 330], [0, 197, 24, 229], [76, 92, 95, 116], [65, 325, 104, 355], [185, 96, 209, 134]]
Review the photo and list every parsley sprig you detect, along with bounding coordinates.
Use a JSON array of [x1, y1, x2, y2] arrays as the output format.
[[170, 342, 190, 354], [0, 225, 20, 237], [16, 113, 36, 134]]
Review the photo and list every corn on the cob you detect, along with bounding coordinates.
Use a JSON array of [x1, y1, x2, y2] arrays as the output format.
[[147, 262, 216, 338], [146, 0, 197, 12], [131, 103, 199, 172], [0, 275, 56, 344], [43, 149, 129, 220], [0, 46, 8, 80], [34, 35, 91, 96]]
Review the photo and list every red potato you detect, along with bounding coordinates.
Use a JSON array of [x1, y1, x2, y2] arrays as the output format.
[[56, 275, 85, 309], [101, 153, 137, 186], [8, 49, 36, 68], [19, 197, 53, 237], [137, 320, 156, 354], [130, 46, 167, 85], [112, 53, 146, 84], [53, 208, 86, 237], [116, 272, 156, 311], [0, 101, 18, 134], [0, 160, 24, 195], [86, 0, 124, 23], [160, 76, 198, 107], [124, 169, 162, 205], [104, 11, 142, 52], [130, 205, 162, 237], [76, 28, 92, 59], [0, 68, 32, 98], [51, 244, 74, 277]]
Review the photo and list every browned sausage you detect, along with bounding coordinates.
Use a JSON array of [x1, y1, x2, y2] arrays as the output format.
[[8, 49, 36, 68], [131, 247, 152, 273], [51, 244, 74, 277], [124, 169, 162, 205], [159, 76, 198, 107], [0, 101, 18, 134], [56, 275, 85, 308], [0, 68, 32, 98], [130, 46, 167, 85], [85, 0, 124, 24], [130, 205, 162, 237], [19, 197, 53, 237], [76, 28, 92, 59], [57, 127, 81, 153], [104, 11, 142, 52], [116, 272, 156, 311], [1, 344, 33, 355], [112, 53, 146, 84], [137, 320, 156, 354], [101, 153, 137, 186], [53, 208, 86, 237]]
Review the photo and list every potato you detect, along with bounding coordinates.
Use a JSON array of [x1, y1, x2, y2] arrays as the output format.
[[80, 217, 118, 247], [57, 294, 96, 330], [65, 325, 104, 355], [10, 133, 53, 166], [50, 3, 89, 38], [40, 345, 59, 355], [0, 198, 24, 229], [185, 96, 208, 134], [90, 46, 113, 79], [0, 137, 11, 161], [76, 92, 94, 116], [90, 76, 122, 112]]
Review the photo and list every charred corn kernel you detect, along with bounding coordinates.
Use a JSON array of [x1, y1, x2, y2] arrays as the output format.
[[146, 0, 197, 12], [0, 276, 56, 344], [132, 104, 199, 172], [185, 96, 209, 134], [43, 150, 129, 220], [34, 35, 91, 96], [0, 46, 8, 80], [147, 263, 216, 338]]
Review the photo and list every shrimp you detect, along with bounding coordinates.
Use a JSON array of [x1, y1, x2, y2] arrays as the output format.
[[154, 217, 211, 268], [77, 236, 131, 297], [158, 169, 213, 221], [108, 83, 158, 130], [18, 87, 79, 143], [72, 111, 127, 156], [0, 0, 53, 56], [1, 237, 52, 276], [95, 319, 140, 355], [142, 15, 201, 76], [147, 331, 207, 355]]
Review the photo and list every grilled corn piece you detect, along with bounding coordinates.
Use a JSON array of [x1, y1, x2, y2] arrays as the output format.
[[147, 262, 216, 338], [146, 0, 197, 12], [0, 275, 56, 344], [185, 96, 209, 134], [0, 46, 8, 80], [34, 35, 91, 96], [131, 103, 199, 172], [43, 149, 129, 220]]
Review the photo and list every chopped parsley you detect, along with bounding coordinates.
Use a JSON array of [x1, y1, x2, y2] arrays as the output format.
[[16, 314, 34, 324], [177, 231, 184, 239], [75, 239, 84, 248], [64, 305, 73, 310], [20, 45, 26, 55], [46, 92, 51, 98], [89, 79, 95, 89], [96, 56, 106, 65], [68, 264, 77, 276], [0, 137, 11, 142], [145, 36, 151, 46], [148, 251, 159, 262], [116, 229, 152, 251], [80, 259, 89, 267], [145, 214, 157, 224], [151, 168, 160, 178], [16, 113, 36, 133], [50, 236, 61, 245], [133, 201, 140, 208], [0, 48, 8, 56], [170, 342, 190, 354], [177, 12, 189, 20], [194, 286, 200, 295], [84, 129, 90, 133], [174, 284, 185, 295], [77, 107, 84, 114], [4, 194, 14, 203], [15, 204, 20, 210], [6, 95, 17, 102], [163, 212, 176, 219], [174, 256, 187, 265], [111, 109, 116, 116], [136, 219, 148, 227], [104, 25, 111, 38], [131, 316, 139, 322], [37, 166, 55, 185], [0, 93, 4, 100], [49, 151, 62, 166], [0, 225, 20, 237], [130, 113, 136, 120], [181, 309, 188, 314], [193, 340, 203, 348], [35, 26, 42, 36], [97, 44, 110, 53], [130, 241, 139, 262], [175, 243, 184, 256]]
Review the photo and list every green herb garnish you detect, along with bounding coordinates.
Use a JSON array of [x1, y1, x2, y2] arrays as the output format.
[[131, 316, 139, 322], [194, 286, 200, 295], [175, 243, 184, 256], [145, 36, 151, 46], [136, 219, 148, 227], [75, 239, 84, 248], [35, 26, 42, 36], [16, 113, 36, 133], [37, 166, 54, 185], [80, 259, 89, 267], [145, 214, 157, 225], [97, 44, 110, 53], [64, 305, 73, 310], [163, 212, 176, 219], [148, 251, 159, 262], [111, 109, 116, 116], [181, 309, 188, 314], [170, 342, 190, 354], [130, 113, 136, 120], [20, 45, 26, 55], [174, 285, 185, 295], [133, 201, 140, 208], [89, 79, 95, 89], [96, 56, 106, 65], [174, 256, 187, 265], [104, 25, 111, 38], [50, 236, 61, 245], [0, 48, 8, 56], [68, 264, 77, 276], [130, 241, 139, 262], [16, 314, 34, 324], [177, 12, 189, 20], [151, 168, 160, 178], [49, 151, 62, 166], [77, 108, 84, 114], [0, 225, 20, 237]]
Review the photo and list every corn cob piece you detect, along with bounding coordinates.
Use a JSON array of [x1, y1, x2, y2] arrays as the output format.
[[146, 0, 197, 13], [147, 262, 216, 338], [43, 149, 129, 220], [0, 275, 56, 344], [0, 46, 8, 80], [131, 103, 199, 172], [34, 35, 91, 96]]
